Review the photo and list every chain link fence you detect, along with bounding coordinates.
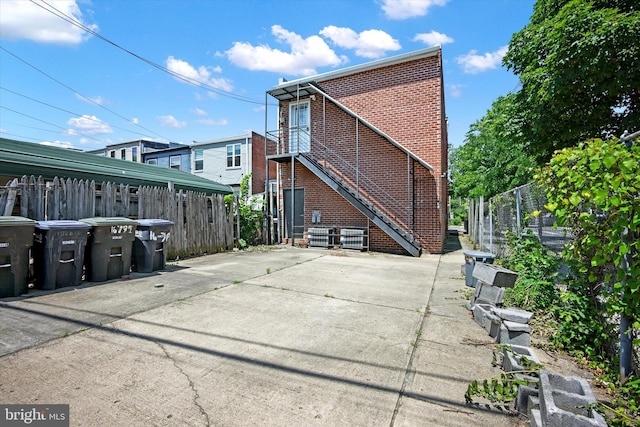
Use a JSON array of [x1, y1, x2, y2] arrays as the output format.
[[467, 181, 573, 256]]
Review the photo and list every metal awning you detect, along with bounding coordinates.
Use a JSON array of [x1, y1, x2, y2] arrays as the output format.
[[267, 83, 320, 102]]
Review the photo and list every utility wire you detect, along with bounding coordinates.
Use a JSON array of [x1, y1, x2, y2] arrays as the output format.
[[1, 86, 160, 140], [32, 0, 274, 106], [0, 105, 106, 144], [0, 46, 171, 141]]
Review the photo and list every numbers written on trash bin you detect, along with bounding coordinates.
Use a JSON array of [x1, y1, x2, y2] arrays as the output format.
[[110, 225, 134, 234], [151, 230, 170, 242]]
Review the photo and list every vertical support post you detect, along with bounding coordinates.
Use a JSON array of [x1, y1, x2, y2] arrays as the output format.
[[489, 198, 493, 254], [323, 94, 327, 167], [356, 117, 359, 197], [291, 156, 295, 246], [264, 92, 270, 245], [407, 154, 411, 234], [479, 195, 484, 251], [620, 228, 633, 383], [515, 188, 522, 237], [295, 85, 300, 153]]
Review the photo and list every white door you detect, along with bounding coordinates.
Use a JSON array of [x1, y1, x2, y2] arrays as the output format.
[[289, 101, 310, 153]]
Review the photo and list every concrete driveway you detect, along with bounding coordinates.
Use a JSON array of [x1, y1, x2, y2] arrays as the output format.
[[0, 241, 517, 426]]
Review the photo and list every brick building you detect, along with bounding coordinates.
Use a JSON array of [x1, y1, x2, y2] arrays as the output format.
[[265, 46, 448, 255]]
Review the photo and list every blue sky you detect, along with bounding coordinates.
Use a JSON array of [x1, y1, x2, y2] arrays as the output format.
[[0, 0, 535, 151]]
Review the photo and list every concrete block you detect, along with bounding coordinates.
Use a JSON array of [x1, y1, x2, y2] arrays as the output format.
[[484, 313, 501, 339], [469, 282, 505, 308], [515, 384, 538, 415], [529, 407, 543, 427], [499, 321, 530, 347], [491, 307, 534, 324], [539, 370, 607, 427], [502, 344, 540, 372], [472, 262, 518, 288], [472, 303, 492, 328]]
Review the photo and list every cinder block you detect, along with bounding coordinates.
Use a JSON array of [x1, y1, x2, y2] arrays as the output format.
[[499, 321, 531, 347], [484, 313, 501, 339], [492, 307, 534, 324], [516, 384, 539, 415], [539, 370, 607, 427], [529, 405, 543, 427], [473, 303, 492, 328], [472, 262, 518, 287], [469, 282, 505, 308], [502, 344, 540, 372]]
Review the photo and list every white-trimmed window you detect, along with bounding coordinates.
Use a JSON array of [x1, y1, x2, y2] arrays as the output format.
[[194, 149, 203, 171], [226, 143, 241, 168], [170, 155, 181, 170], [146, 158, 157, 166], [132, 147, 138, 162], [120, 149, 126, 160], [110, 151, 116, 158]]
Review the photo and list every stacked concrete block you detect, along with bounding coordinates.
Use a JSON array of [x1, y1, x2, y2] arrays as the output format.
[[472, 303, 492, 327], [500, 320, 532, 347], [529, 370, 606, 427], [502, 344, 540, 373], [467, 262, 516, 310]]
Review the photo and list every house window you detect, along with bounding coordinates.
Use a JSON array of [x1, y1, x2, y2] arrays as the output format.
[[121, 149, 126, 160], [226, 143, 241, 168], [110, 151, 115, 158], [170, 155, 181, 170], [195, 149, 203, 171], [132, 147, 138, 162], [147, 158, 157, 166]]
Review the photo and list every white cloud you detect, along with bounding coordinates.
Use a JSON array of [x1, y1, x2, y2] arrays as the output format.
[[381, 0, 448, 20], [131, 117, 140, 124], [190, 108, 208, 116], [413, 31, 453, 47], [40, 140, 75, 149], [0, 0, 97, 45], [75, 93, 107, 105], [67, 115, 113, 135], [320, 26, 401, 58], [166, 56, 233, 92], [158, 115, 187, 128], [456, 46, 508, 74], [447, 83, 463, 98], [197, 118, 228, 126], [225, 25, 347, 77]]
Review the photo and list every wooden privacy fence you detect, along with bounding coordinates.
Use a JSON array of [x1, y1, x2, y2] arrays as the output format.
[[0, 176, 234, 259]]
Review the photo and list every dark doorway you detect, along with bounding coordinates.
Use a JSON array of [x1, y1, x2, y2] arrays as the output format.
[[283, 189, 304, 239]]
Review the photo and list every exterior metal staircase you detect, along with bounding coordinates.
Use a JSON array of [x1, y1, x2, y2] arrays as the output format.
[[296, 153, 421, 256]]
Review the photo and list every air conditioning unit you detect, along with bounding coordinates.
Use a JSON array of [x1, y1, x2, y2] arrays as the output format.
[[308, 228, 330, 247], [340, 228, 364, 250]]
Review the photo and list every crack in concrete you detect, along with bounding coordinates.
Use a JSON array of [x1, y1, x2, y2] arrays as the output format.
[[155, 341, 211, 426], [388, 253, 442, 427]]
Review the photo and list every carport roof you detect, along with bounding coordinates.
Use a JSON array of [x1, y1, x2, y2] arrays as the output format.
[[0, 138, 233, 195]]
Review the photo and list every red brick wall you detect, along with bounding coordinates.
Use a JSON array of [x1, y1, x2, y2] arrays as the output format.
[[251, 131, 277, 195], [278, 50, 447, 254]]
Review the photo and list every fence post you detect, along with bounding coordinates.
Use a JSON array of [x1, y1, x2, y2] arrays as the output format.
[[488, 198, 493, 254], [479, 195, 484, 250], [515, 188, 522, 237]]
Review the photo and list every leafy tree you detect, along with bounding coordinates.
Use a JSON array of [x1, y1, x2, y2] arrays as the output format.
[[225, 174, 263, 248], [504, 0, 640, 161], [449, 94, 536, 199]]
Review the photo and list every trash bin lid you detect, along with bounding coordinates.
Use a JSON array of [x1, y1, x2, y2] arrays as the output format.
[[463, 250, 496, 259], [0, 216, 36, 226], [136, 219, 174, 227], [36, 220, 92, 230], [79, 217, 138, 226]]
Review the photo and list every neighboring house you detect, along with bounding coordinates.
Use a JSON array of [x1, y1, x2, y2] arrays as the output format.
[[265, 46, 448, 256], [87, 140, 185, 163], [142, 144, 192, 173], [191, 131, 277, 195]]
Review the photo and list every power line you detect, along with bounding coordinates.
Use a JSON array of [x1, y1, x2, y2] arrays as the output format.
[[0, 46, 172, 141], [0, 105, 106, 144], [31, 0, 274, 106], [0, 86, 160, 140]]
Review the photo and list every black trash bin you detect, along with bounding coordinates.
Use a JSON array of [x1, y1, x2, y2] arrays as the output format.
[[80, 217, 137, 282], [33, 220, 92, 290], [0, 216, 36, 298], [463, 250, 496, 287], [133, 219, 173, 273]]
